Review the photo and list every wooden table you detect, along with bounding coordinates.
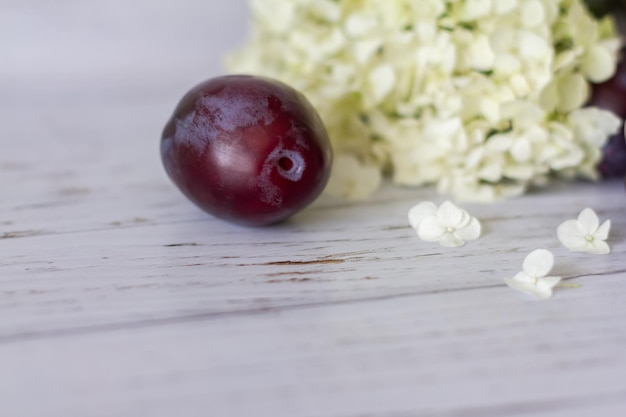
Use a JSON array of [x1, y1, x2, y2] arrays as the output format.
[[2, 2, 625, 416]]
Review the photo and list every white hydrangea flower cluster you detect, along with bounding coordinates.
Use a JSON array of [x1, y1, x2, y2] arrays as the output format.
[[229, 0, 622, 201]]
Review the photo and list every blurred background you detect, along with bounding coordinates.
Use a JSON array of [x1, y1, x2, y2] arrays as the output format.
[[0, 0, 250, 206], [0, 0, 248, 106]]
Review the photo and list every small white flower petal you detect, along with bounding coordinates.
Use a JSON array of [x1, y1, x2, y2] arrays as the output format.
[[577, 208, 600, 234], [530, 286, 556, 300], [353, 39, 382, 64], [511, 139, 532, 162], [438, 233, 465, 248], [595, 219, 611, 241], [463, 0, 491, 20], [570, 239, 593, 252], [587, 240, 611, 255], [534, 276, 562, 299], [408, 202, 438, 229], [582, 44, 616, 83], [437, 201, 464, 228], [522, 249, 554, 279], [368, 65, 396, 104], [344, 14, 378, 38], [456, 209, 472, 229], [511, 271, 534, 284], [504, 277, 544, 299], [494, 0, 516, 14], [521, 0, 545, 28], [417, 216, 446, 241], [556, 73, 589, 113], [505, 274, 561, 300], [557, 219, 588, 251], [454, 217, 482, 242]]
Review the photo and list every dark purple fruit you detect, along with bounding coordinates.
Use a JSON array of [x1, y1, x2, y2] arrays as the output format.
[[597, 134, 626, 177], [588, 50, 626, 178], [161, 75, 333, 226]]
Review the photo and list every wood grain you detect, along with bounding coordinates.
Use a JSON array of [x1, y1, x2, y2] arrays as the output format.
[[1, 1, 626, 416]]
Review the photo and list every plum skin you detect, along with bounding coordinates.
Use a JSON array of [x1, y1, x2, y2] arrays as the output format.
[[161, 75, 333, 226]]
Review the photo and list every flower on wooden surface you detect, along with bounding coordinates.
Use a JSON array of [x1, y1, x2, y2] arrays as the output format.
[[505, 249, 562, 299], [557, 208, 611, 254], [230, 0, 621, 202], [408, 200, 481, 247]]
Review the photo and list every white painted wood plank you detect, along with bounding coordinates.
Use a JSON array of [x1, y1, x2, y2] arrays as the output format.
[[2, 279, 626, 417], [0, 0, 250, 104], [1, 178, 624, 336]]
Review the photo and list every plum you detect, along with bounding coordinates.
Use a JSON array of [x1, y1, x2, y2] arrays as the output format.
[[161, 75, 333, 226]]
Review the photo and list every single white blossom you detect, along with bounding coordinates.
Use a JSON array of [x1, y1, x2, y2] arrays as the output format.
[[505, 249, 562, 299], [557, 208, 611, 255], [408, 201, 481, 247]]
